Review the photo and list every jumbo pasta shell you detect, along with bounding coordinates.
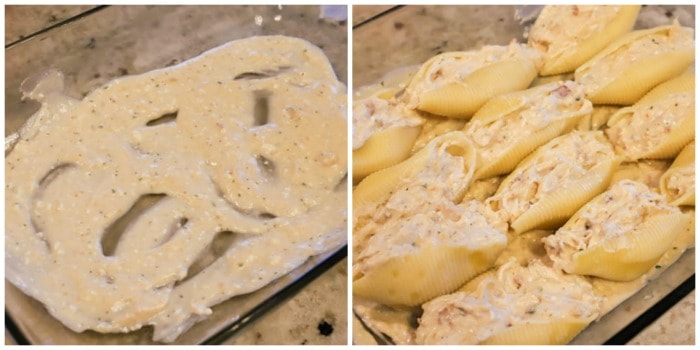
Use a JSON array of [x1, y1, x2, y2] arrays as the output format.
[[575, 24, 695, 105], [637, 73, 694, 104], [352, 125, 422, 182], [660, 141, 695, 206], [570, 212, 690, 281], [473, 117, 580, 180], [510, 157, 620, 234], [353, 131, 476, 210], [480, 318, 592, 345], [530, 5, 640, 76], [353, 242, 506, 306], [606, 81, 694, 161], [407, 50, 540, 118]]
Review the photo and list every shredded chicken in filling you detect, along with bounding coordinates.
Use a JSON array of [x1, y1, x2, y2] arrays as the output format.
[[544, 180, 679, 267], [464, 81, 590, 161], [487, 131, 614, 223], [352, 96, 423, 150], [406, 42, 542, 108], [664, 165, 695, 202], [353, 146, 506, 277], [577, 23, 694, 93], [529, 5, 621, 63], [605, 92, 692, 160], [416, 259, 601, 345]]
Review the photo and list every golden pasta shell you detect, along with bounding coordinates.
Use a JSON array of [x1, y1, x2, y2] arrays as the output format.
[[575, 25, 695, 105], [474, 117, 580, 180], [570, 212, 690, 281], [609, 109, 694, 161], [352, 125, 422, 182], [637, 73, 694, 105], [481, 319, 592, 345], [510, 157, 621, 234], [353, 242, 506, 306], [660, 141, 695, 206], [533, 5, 640, 76], [353, 131, 476, 209], [607, 74, 695, 161], [413, 57, 538, 118]]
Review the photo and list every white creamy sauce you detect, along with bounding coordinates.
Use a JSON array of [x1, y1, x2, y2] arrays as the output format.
[[605, 92, 692, 161], [5, 36, 347, 342], [416, 260, 601, 345], [544, 180, 678, 271], [352, 96, 423, 150], [405, 42, 542, 109], [487, 131, 614, 223], [529, 5, 621, 63], [464, 81, 590, 161], [577, 24, 694, 93]]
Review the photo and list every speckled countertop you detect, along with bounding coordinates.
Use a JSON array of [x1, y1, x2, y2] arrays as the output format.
[[5, 5, 347, 345], [352, 5, 695, 345]]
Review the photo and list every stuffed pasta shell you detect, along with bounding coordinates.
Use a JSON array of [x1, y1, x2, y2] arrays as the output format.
[[544, 180, 690, 281], [605, 74, 694, 161], [660, 141, 695, 206], [404, 42, 542, 118], [529, 5, 640, 76], [464, 80, 592, 180], [575, 21, 695, 105], [352, 96, 423, 181], [353, 132, 507, 306], [416, 259, 602, 345], [487, 131, 620, 234]]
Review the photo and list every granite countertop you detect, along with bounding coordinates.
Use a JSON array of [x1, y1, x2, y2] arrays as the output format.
[[352, 5, 695, 345], [5, 5, 347, 345]]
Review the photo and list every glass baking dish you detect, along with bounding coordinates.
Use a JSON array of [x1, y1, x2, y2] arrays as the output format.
[[352, 4, 695, 345], [5, 5, 348, 345]]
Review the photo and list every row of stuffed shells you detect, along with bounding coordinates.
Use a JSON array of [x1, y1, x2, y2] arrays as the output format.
[[351, 14, 694, 183]]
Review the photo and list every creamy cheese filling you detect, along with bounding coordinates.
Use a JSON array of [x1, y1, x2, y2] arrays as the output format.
[[352, 96, 423, 150], [464, 81, 589, 161], [353, 147, 506, 277], [416, 259, 601, 345], [577, 23, 694, 93], [406, 42, 542, 108], [544, 180, 678, 266], [487, 131, 614, 222], [605, 92, 692, 160], [529, 5, 621, 63], [664, 164, 695, 202]]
